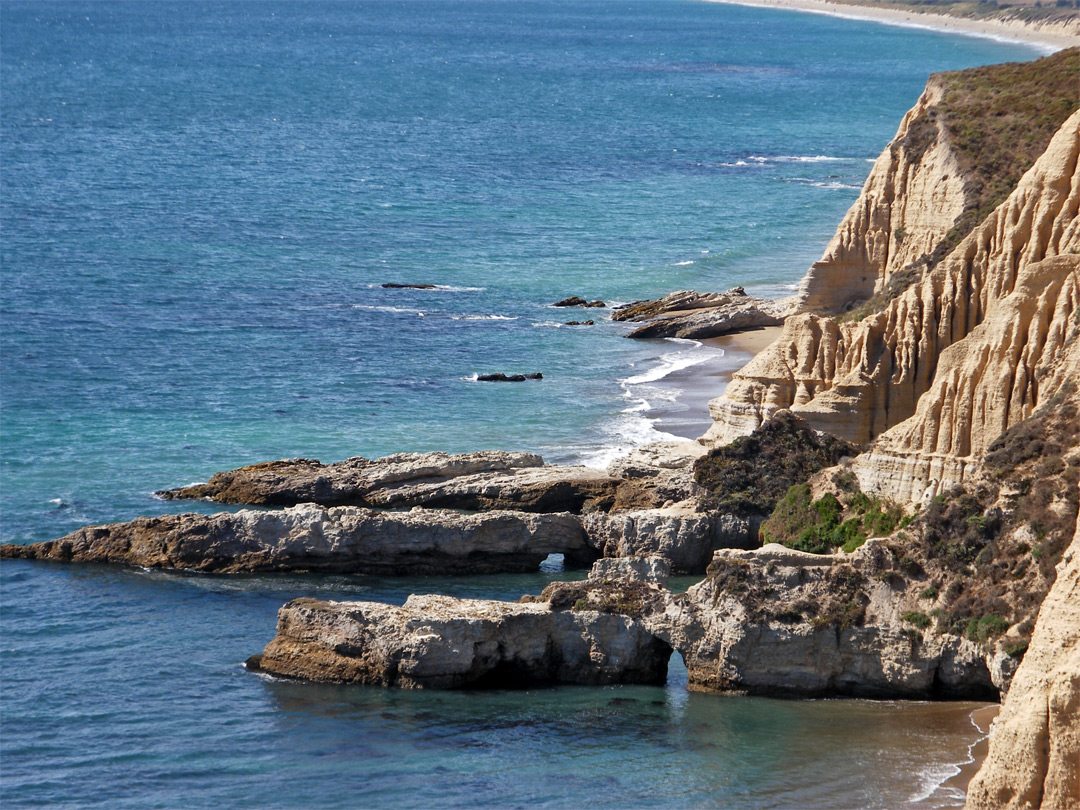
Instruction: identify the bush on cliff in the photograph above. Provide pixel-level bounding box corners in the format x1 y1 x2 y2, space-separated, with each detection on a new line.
693 411 856 518
878 389 1079 645
760 476 906 554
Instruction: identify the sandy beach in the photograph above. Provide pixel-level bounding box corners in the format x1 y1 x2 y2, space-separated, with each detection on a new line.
703 0 1080 51
647 326 782 441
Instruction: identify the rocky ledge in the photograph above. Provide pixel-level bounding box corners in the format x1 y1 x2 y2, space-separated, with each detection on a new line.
647 543 1003 699
155 450 624 513
0 505 593 575
612 287 785 340
247 590 671 688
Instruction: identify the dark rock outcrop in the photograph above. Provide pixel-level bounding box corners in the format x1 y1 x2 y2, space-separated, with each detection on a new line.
614 287 784 340
553 297 605 308
381 283 437 289
157 451 624 514
476 372 543 382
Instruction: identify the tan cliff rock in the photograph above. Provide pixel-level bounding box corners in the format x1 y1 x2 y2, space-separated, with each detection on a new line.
704 109 1080 454
852 255 1080 501
797 78 968 313
964 501 1080 810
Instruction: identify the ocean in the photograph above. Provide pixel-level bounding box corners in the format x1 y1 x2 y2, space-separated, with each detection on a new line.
0 2 1044 807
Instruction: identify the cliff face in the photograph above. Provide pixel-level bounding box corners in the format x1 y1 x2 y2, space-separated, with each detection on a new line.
964 507 1080 810
796 79 968 313
705 107 1080 468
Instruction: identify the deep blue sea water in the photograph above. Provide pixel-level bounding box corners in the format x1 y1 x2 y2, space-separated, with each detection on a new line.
0 2 1044 807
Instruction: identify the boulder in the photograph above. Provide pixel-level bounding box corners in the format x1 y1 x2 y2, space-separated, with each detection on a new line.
587 555 671 585
583 504 756 574
246 594 672 688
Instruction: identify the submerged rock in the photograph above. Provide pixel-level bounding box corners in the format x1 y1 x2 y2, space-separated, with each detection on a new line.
0 505 590 575
247 593 671 687
381 283 437 289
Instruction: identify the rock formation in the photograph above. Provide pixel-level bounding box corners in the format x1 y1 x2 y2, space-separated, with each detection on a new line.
0 505 593 575
612 287 785 339
964 508 1080 810
156 450 623 513
644 542 999 698
476 372 543 382
247 592 671 688
704 106 1080 460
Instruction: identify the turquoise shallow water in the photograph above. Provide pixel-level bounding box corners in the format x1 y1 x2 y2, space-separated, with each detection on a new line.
0 1 1036 807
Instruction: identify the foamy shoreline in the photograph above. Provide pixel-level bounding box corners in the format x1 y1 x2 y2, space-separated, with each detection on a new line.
702 0 1080 52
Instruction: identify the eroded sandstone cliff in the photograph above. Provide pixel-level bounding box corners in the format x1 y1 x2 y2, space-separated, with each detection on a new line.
964 504 1080 810
705 104 1080 460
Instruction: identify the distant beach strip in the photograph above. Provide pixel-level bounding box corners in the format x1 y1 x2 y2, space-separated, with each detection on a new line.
702 0 1080 52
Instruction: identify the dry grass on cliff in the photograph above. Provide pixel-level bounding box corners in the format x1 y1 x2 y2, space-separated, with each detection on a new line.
914 48 1080 268
889 389 1079 647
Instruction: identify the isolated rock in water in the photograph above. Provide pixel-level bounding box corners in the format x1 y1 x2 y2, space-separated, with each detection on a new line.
964 514 1080 810
563 320 594 326
0 505 589 575
553 297 605 308
246 594 672 687
612 289 745 322
476 372 543 382
156 450 545 506
381 283 437 289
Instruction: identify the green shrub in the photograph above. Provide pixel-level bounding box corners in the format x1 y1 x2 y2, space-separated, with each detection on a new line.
965 614 1011 642
902 611 932 629
918 586 939 601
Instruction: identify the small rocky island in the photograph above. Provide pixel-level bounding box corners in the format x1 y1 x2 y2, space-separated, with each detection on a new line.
4 49 1079 810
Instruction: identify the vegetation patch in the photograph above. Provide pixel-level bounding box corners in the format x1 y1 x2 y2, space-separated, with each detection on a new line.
539 579 661 619
901 611 932 629
878 390 1079 640
694 411 856 518
760 474 906 555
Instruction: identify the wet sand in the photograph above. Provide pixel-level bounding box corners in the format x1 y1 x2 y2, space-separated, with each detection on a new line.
649 326 782 440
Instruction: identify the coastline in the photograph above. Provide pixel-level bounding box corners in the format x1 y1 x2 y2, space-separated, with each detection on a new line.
639 326 782 442
701 0 1080 52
